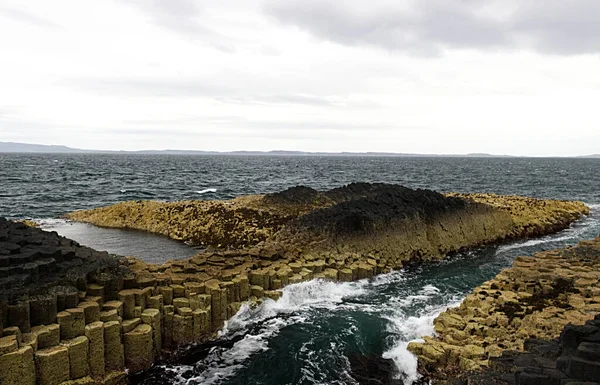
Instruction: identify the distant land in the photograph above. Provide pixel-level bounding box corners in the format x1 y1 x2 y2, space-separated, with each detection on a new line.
0 141 597 158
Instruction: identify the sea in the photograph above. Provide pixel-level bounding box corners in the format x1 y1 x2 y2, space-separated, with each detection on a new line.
1 154 599 385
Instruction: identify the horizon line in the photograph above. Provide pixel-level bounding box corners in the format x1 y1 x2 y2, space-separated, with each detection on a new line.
0 141 598 158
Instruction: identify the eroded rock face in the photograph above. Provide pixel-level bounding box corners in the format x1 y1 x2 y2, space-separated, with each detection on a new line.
409 237 600 384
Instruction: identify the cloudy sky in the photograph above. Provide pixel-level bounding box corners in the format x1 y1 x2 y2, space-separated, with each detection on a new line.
1 0 599 155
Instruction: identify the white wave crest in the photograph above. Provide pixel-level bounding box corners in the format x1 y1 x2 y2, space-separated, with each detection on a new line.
196 188 217 194
36 218 71 229
383 293 463 385
495 211 599 255
185 278 369 384
223 279 368 335
496 233 578 253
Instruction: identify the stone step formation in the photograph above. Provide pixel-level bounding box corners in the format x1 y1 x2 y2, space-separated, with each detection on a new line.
0 184 593 385
409 237 600 385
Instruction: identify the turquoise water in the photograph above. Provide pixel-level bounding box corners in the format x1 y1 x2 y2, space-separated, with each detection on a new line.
1 154 599 384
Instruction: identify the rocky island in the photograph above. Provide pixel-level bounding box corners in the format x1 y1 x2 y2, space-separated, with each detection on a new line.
0 183 593 385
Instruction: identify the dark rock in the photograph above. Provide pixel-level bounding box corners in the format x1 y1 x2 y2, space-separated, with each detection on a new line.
561 325 600 356
8 265 23 275
48 285 79 311
0 242 21 254
29 293 57 326
524 338 561 359
576 342 600 361
558 356 572 374
60 247 76 261
0 220 125 305
583 332 600 344
35 258 57 273
263 186 321 206
348 353 405 385
289 183 473 238
516 371 561 385
562 381 600 385
0 256 9 267
9 253 36 265
566 357 600 382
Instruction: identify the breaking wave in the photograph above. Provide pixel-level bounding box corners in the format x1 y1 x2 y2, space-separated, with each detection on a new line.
196 188 217 194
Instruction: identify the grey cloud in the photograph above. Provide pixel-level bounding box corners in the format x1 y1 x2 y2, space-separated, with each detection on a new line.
120 0 236 52
512 1 600 55
0 8 60 29
264 0 600 55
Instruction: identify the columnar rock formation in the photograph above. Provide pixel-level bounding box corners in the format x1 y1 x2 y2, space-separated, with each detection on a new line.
408 236 600 384
68 183 589 265
0 184 592 384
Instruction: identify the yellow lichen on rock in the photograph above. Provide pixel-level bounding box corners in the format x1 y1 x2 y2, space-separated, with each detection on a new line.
66 196 298 248
408 236 600 376
447 192 590 238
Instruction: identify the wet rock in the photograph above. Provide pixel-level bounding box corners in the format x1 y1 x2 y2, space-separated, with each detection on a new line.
348 353 405 385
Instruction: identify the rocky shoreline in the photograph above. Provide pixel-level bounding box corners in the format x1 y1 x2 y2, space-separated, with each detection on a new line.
0 183 592 385
408 236 600 385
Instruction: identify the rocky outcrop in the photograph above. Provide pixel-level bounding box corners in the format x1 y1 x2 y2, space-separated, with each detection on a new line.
408 236 600 384
1 184 591 385
0 217 123 305
68 184 589 268
0 219 130 385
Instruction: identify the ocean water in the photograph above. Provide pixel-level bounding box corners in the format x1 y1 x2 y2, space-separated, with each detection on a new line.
1 154 600 384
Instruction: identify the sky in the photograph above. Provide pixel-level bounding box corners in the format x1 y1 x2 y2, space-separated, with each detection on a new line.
0 0 599 156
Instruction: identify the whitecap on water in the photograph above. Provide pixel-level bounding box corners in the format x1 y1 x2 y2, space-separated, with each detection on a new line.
383 293 463 385
196 188 217 194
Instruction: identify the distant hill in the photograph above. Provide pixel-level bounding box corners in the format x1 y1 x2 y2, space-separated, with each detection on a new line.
580 154 600 158
0 142 88 153
0 141 515 157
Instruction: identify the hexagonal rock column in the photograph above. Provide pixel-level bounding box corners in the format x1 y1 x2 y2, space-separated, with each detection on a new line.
31 324 60 349
0 346 36 385
7 301 30 333
141 309 161 354
35 345 70 385
117 290 136 320
29 294 58 326
124 324 153 373
62 335 90 380
57 308 85 340
84 321 105 380
103 321 124 371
